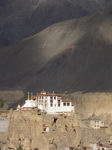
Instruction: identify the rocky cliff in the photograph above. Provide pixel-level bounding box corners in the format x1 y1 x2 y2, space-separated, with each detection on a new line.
0 109 112 150
0 111 81 150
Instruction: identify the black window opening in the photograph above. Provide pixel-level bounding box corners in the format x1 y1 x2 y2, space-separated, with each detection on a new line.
54 97 56 100
63 103 66 106
52 118 58 126
58 100 60 107
67 103 70 106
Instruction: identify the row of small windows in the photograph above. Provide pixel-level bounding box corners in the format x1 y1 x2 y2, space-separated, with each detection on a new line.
50 104 61 107
37 96 56 99
50 96 56 100
63 103 70 106
37 99 70 107
95 125 99 127
98 148 105 150
50 102 70 107
95 121 99 123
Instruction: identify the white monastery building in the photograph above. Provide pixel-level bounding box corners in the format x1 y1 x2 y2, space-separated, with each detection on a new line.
18 90 74 114
37 90 74 114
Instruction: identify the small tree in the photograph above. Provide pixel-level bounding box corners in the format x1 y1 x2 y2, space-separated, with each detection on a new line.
16 144 25 150
0 98 4 110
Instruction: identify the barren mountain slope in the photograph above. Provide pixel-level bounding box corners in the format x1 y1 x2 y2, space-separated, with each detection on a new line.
0 7 112 93
0 0 112 47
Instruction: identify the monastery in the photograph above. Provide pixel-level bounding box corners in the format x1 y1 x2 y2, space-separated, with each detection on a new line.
17 90 74 114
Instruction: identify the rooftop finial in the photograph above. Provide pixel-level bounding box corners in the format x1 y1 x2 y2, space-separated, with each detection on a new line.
27 92 30 100
31 92 33 100
41 89 46 94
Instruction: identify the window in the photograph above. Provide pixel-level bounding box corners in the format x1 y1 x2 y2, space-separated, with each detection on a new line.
50 96 53 100
58 100 60 107
54 97 56 100
50 104 53 107
43 127 46 132
67 103 70 106
45 100 47 107
50 100 53 103
63 103 66 106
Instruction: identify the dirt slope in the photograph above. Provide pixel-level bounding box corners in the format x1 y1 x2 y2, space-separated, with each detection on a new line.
0 0 112 47
0 7 112 93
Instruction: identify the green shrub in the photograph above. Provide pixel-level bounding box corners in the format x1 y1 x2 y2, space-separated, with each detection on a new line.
0 98 4 109
16 144 25 150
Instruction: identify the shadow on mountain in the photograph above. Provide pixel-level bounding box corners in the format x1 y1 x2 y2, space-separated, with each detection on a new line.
0 0 112 47
0 7 112 93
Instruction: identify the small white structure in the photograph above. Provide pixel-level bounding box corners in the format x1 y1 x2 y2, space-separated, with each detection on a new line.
21 92 37 111
42 125 49 133
87 114 104 129
90 143 112 150
16 104 21 111
36 90 74 114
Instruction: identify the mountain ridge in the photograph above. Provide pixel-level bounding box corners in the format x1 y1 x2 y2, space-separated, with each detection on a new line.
0 6 112 93
0 0 112 47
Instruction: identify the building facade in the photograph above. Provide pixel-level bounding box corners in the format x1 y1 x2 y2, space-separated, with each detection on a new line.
88 114 104 129
90 120 104 129
19 90 74 114
36 90 74 114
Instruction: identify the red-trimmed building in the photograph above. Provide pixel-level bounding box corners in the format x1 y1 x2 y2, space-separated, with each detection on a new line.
18 90 74 114
36 90 74 114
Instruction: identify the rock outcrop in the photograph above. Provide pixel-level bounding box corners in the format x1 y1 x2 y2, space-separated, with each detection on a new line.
1 109 112 150
0 111 81 150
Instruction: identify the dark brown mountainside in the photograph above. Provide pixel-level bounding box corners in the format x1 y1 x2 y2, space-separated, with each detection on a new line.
0 7 112 93
0 0 112 47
